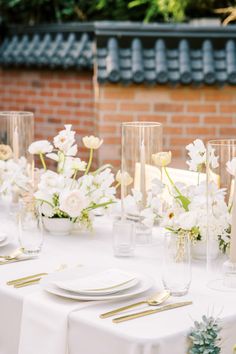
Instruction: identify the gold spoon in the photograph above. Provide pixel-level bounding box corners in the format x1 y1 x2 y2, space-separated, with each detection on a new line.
100 290 170 319
0 248 24 260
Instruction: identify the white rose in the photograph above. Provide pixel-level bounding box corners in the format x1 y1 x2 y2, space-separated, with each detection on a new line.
0 144 13 160
82 136 103 149
59 189 89 218
152 151 172 167
28 140 53 155
116 170 133 186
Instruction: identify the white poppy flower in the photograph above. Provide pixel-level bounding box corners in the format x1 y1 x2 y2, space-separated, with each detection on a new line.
152 151 172 167
59 189 89 218
82 136 103 149
116 170 133 186
28 140 53 155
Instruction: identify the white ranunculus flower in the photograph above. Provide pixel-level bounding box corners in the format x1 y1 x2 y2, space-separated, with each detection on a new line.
116 170 133 186
152 151 172 167
59 189 89 218
53 125 77 156
226 157 236 176
82 136 103 149
38 171 65 194
28 140 53 155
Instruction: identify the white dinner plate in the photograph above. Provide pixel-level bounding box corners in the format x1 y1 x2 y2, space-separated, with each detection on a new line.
0 233 9 248
54 268 140 295
41 266 154 301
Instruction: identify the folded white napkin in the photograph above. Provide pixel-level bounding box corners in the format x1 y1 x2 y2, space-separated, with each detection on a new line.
54 269 138 295
18 290 98 354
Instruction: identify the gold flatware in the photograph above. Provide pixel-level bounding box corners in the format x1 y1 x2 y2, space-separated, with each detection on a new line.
113 301 193 323
0 248 24 260
0 255 37 265
100 290 170 319
14 277 43 288
7 272 48 286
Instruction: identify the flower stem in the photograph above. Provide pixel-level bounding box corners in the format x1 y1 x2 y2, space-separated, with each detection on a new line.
39 153 47 171
85 148 93 175
163 166 181 196
115 182 121 189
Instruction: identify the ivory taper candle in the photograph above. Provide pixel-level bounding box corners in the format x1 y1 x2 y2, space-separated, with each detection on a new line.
13 126 19 160
140 139 146 209
230 176 236 263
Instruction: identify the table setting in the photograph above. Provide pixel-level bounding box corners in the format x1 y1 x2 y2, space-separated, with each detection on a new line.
0 112 236 354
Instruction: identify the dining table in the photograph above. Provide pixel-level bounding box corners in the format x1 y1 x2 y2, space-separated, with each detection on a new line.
0 212 236 354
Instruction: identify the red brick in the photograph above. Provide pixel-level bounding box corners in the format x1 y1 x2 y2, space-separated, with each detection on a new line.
220 105 236 113
186 127 216 135
171 115 199 123
137 114 167 122
187 104 216 113
154 103 184 112
220 127 236 136
120 102 150 111
204 116 232 125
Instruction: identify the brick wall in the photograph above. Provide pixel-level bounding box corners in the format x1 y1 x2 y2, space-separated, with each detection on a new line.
1 68 236 169
0 68 94 162
96 83 236 168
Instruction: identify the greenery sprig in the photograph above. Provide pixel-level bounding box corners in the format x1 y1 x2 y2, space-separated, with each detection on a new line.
189 315 221 354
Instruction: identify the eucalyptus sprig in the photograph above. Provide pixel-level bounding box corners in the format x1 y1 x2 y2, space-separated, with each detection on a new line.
189 315 221 354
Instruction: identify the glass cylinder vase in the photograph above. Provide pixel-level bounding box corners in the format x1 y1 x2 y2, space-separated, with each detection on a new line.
0 112 34 214
207 139 236 291
121 122 162 244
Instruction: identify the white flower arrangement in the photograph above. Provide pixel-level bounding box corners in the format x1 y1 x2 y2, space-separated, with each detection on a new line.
0 144 31 197
28 125 116 230
151 140 231 253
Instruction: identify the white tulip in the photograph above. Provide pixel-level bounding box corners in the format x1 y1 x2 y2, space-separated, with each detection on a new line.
82 136 103 149
116 170 133 186
59 189 89 218
152 151 172 167
28 140 53 155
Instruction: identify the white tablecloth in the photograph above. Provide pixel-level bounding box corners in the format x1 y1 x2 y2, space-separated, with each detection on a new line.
0 215 236 354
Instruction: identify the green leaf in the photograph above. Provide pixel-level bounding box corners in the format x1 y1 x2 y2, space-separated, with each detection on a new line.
175 195 190 211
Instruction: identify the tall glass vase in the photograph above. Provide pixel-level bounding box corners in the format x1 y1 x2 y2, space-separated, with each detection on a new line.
121 122 162 244
207 139 236 291
0 112 34 216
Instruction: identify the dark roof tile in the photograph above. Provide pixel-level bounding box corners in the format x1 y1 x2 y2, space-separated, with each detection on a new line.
1 22 236 85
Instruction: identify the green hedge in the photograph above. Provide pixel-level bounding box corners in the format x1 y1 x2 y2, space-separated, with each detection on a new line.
0 0 235 25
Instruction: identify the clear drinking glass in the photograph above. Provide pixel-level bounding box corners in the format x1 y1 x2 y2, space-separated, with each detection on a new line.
207 139 236 291
0 111 34 161
121 122 163 244
162 232 191 296
112 220 135 257
18 205 44 255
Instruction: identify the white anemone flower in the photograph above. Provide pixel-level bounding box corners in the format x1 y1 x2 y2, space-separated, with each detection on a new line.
82 136 103 149
28 140 53 155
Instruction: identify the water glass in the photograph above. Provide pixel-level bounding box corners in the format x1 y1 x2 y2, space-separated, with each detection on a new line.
112 220 135 257
18 205 44 255
162 232 191 296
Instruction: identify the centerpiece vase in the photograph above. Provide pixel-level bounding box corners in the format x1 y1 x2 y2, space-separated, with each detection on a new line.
42 217 73 236
121 122 162 244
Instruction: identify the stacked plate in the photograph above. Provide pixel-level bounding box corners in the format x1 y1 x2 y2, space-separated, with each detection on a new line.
41 267 154 301
0 232 9 248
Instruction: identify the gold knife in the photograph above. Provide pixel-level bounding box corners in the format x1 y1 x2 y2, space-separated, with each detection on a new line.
14 277 42 288
7 273 48 286
112 301 193 323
